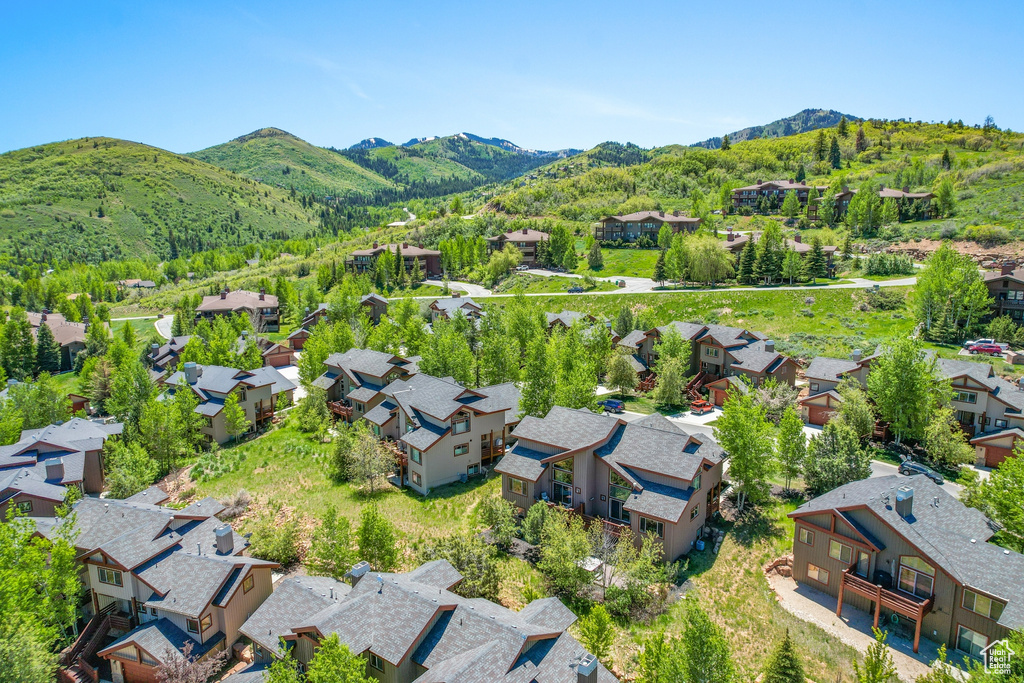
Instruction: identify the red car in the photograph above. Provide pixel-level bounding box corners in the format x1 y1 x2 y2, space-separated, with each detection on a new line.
969 343 1003 356
690 400 714 415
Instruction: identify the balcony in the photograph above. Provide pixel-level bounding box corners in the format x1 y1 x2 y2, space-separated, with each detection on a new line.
328 401 354 418
540 499 630 538
838 567 933 652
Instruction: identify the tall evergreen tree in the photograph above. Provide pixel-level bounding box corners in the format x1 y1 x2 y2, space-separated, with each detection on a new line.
855 124 868 152
781 190 801 219
828 135 842 169
837 115 849 137
762 630 805 683
813 130 827 161
738 243 755 285
802 237 828 283
0 309 36 381
653 250 667 284
794 165 805 182
720 134 730 151
34 323 61 375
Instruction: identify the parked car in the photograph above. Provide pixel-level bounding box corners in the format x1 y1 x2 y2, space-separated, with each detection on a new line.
516 264 530 271
567 285 584 294
616 280 626 288
969 343 1003 356
597 399 624 414
690 400 714 415
963 338 1008 350
898 460 945 485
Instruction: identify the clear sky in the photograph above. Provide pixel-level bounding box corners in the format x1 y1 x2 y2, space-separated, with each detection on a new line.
2 0 1022 155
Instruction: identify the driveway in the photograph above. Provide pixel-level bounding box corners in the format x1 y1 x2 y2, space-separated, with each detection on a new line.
421 280 492 298
276 362 305 401
870 459 963 497
154 315 174 340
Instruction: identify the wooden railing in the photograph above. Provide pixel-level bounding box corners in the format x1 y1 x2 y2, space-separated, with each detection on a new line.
838 567 933 652
328 401 353 418
76 657 99 683
638 374 657 393
256 406 275 420
685 371 708 400
541 500 630 538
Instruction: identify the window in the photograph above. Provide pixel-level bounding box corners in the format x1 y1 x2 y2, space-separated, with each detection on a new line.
799 528 814 546
369 653 384 671
187 619 200 634
453 413 470 434
200 614 212 632
828 540 853 564
552 457 574 506
608 471 631 524
510 478 525 495
411 448 421 464
239 388 247 403
355 403 364 413
692 474 701 491
454 443 469 456
137 604 148 615
412 472 422 486
98 567 123 587
898 556 935 599
467 464 480 476
995 418 1008 429
957 625 988 658
963 590 1005 621
705 347 719 358
809 382 820 392
807 563 830 585
954 391 977 404
855 550 870 577
690 504 701 521
242 575 254 594
14 500 32 514
639 517 664 538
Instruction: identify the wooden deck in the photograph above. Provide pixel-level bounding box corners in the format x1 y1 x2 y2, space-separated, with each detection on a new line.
542 500 631 538
838 567 934 652
328 401 353 418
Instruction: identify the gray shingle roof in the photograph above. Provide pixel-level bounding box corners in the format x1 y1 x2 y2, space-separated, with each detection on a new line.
363 402 397 426
493 444 548 482
196 289 278 312
430 297 481 317
655 321 707 340
546 310 593 328
323 348 412 384
804 356 861 383
509 406 619 451
616 329 647 350
99 618 224 664
239 575 350 656
595 422 722 483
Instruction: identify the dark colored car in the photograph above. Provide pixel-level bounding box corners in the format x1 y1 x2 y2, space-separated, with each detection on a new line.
567 285 584 294
898 460 945 485
969 343 1003 356
597 399 625 414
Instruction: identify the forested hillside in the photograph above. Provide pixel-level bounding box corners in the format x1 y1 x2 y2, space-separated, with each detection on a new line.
0 137 322 263
692 108 860 149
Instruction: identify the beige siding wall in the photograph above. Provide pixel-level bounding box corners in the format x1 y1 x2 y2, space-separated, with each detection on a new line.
407 411 507 493
219 568 274 646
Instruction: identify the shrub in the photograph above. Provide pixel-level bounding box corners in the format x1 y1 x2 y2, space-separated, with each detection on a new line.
219 489 251 520
961 224 1012 246
480 496 518 548
420 535 500 600
248 509 300 564
864 288 906 311
864 253 915 276
522 502 549 545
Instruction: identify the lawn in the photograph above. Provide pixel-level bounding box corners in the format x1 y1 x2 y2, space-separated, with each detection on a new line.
486 287 917 358
493 273 617 295
575 248 659 278
110 316 162 341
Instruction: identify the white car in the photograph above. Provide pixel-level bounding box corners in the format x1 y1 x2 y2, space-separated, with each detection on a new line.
516 265 530 271
963 338 1009 350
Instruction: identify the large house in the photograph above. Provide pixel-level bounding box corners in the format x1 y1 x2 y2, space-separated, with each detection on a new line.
797 350 872 426
594 210 701 243
313 348 419 422
236 559 617 682
984 263 1024 323
235 332 296 368
486 228 549 265
195 288 280 333
546 310 599 332
731 179 827 211
817 186 936 221
723 230 838 272
345 242 442 278
364 373 521 493
496 408 724 560
428 293 482 322
161 363 295 444
360 292 390 325
616 322 798 398
789 475 1024 656
44 495 277 683
0 418 122 518
148 336 192 375
26 311 89 371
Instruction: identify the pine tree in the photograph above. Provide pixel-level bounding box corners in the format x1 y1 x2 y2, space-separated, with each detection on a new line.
738 243 755 284
720 134 730 151
803 237 827 283
855 124 868 152
1 309 37 381
393 243 404 280
762 630 805 683
813 130 827 161
805 186 819 219
34 323 61 375
614 307 634 338
653 250 667 284
409 255 423 284
828 135 842 169
794 165 805 182
838 115 849 138
781 190 801 219
587 242 603 270
941 147 952 170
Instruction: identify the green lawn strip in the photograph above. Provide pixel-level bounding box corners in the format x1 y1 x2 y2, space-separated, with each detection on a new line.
575 248 660 278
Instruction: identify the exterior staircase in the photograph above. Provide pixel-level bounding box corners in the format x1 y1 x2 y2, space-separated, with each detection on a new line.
58 609 114 683
685 371 708 401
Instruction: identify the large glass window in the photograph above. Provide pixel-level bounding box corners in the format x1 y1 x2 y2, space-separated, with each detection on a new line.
829 540 853 564
552 457 573 506
453 413 470 434
639 517 664 538
963 589 1005 621
510 478 525 495
98 568 123 587
807 563 829 585
608 471 631 523
957 625 987 658
410 448 421 464
898 556 935 598
953 391 977 404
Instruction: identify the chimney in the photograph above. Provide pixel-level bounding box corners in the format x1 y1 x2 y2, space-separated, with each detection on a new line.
183 361 199 385
150 342 159 355
402 242 409 249
1001 262 1015 276
577 653 598 683
41 310 47 322
673 210 679 217
659 210 665 217
214 524 234 554
793 234 802 244
45 459 64 482
789 178 794 184
82 316 89 331
372 241 379 248
756 179 763 186
220 289 227 300
346 560 371 586
727 231 735 242
451 291 461 299
241 330 249 338
895 485 914 520
259 288 265 301
851 349 862 362
902 186 910 193
522 228 529 235
764 340 775 353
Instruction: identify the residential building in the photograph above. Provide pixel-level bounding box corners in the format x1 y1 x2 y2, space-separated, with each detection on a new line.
360 292 389 324
45 496 276 683
428 293 482 322
485 228 549 264
195 288 280 332
161 363 295 444
984 264 1024 323
496 407 724 560
286 304 329 351
546 310 598 332
313 348 418 422
813 186 936 221
235 332 296 368
236 559 617 682
345 242 442 278
0 418 122 518
364 373 520 493
594 210 700 243
724 230 838 273
26 310 89 371
798 350 871 426
118 279 157 289
789 475 1024 656
731 179 827 211
148 335 192 374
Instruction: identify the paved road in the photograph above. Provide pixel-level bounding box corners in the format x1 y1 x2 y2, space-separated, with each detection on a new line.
154 315 174 340
421 280 493 298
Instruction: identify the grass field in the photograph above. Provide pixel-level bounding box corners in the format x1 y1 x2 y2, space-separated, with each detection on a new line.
110 316 161 341
493 273 617 294
574 248 660 278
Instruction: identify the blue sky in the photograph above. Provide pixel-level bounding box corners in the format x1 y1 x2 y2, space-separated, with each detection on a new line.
2 1 1022 154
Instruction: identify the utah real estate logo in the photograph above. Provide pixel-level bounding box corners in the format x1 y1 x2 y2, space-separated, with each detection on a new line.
981 639 1015 675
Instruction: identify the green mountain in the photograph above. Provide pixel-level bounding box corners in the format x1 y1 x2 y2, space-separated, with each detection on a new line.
189 128 396 199
0 137 321 263
692 109 860 149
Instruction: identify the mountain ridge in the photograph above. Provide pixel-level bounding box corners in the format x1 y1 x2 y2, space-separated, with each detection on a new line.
691 108 862 149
